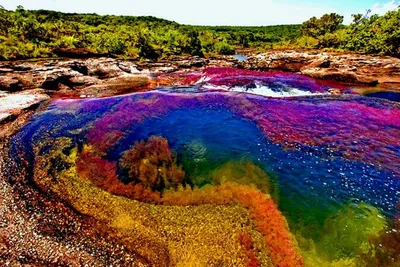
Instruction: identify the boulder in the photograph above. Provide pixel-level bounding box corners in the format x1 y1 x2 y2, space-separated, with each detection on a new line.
69 75 100 87
0 73 42 92
301 68 379 85
40 69 82 90
69 61 89 75
85 58 128 78
177 58 208 68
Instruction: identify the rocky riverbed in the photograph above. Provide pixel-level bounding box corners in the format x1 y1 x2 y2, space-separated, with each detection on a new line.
1 50 400 266
238 50 400 85
1 51 400 134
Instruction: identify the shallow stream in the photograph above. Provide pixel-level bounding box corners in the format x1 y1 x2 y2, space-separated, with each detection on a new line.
9 68 400 265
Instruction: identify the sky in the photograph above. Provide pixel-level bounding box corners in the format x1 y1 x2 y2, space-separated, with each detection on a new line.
1 0 399 26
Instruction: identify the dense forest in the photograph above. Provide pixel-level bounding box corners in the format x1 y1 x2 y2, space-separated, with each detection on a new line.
0 5 399 60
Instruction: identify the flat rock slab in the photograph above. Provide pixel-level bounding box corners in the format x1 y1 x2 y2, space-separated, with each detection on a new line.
0 90 50 125
79 74 150 97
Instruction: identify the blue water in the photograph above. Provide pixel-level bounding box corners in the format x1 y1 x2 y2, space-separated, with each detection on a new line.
233 54 248 62
9 93 400 236
107 107 400 230
365 91 400 102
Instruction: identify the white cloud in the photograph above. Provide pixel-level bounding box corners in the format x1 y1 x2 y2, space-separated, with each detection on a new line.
1 0 340 26
344 1 399 24
370 0 399 15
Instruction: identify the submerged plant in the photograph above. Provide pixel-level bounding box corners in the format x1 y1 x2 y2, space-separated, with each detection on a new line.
316 202 387 261
162 182 303 267
119 136 184 191
359 205 400 266
210 161 273 195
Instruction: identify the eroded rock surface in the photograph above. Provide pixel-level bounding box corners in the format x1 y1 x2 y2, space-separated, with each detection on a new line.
0 56 233 95
0 90 50 137
239 50 400 85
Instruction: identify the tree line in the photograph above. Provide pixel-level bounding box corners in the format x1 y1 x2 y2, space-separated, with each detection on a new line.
0 5 399 60
297 10 400 57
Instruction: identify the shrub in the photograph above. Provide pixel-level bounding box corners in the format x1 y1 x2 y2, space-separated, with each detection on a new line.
296 36 319 49
216 42 234 55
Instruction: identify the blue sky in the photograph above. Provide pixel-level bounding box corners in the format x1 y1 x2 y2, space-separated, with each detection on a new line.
1 0 399 25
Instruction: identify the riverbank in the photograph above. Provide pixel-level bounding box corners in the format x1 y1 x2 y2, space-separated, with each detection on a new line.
2 50 400 135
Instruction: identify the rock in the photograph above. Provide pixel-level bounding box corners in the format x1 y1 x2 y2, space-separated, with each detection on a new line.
85 58 128 78
1 53 399 96
69 61 89 75
154 66 179 73
0 68 14 74
0 75 22 92
300 68 379 85
0 112 15 125
40 69 82 90
0 73 41 92
178 58 208 68
69 75 100 87
78 74 150 97
240 50 400 85
0 90 50 126
328 88 342 95
0 90 49 112
117 61 140 74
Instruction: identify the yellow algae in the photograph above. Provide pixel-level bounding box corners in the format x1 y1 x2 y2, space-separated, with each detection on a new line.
32 141 273 266
209 161 276 198
60 168 272 266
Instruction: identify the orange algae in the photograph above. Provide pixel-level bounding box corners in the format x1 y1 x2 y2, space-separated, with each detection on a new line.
31 140 273 266
162 183 303 267
239 229 261 267
32 135 302 266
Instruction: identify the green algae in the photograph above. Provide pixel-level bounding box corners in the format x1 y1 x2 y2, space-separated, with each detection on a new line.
294 201 389 267
32 138 273 266
317 202 387 260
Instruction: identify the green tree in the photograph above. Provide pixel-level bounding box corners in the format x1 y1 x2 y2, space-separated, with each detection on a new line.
0 6 13 35
300 13 344 38
187 30 203 56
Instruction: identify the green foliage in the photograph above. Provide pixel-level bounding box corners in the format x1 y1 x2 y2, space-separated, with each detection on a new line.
295 36 319 49
215 42 235 55
344 9 400 56
300 13 344 38
187 30 203 57
0 6 301 60
1 6 399 59
297 9 400 57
